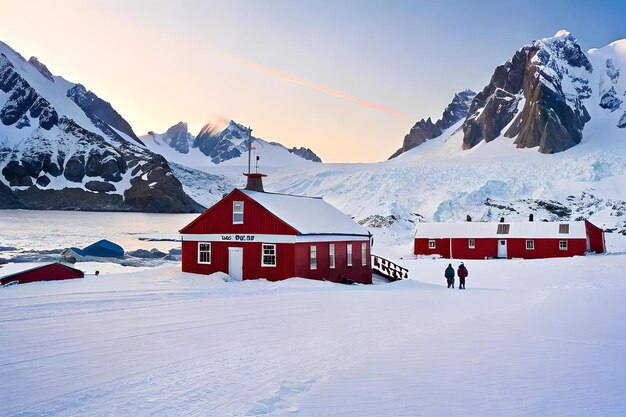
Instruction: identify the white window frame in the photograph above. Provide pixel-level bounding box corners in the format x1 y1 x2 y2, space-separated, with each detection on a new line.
559 240 568 251
261 243 276 267
468 238 475 249
429 240 436 249
347 243 353 267
329 243 335 269
233 201 244 224
526 240 535 250
198 242 211 264
310 245 317 270
361 243 367 266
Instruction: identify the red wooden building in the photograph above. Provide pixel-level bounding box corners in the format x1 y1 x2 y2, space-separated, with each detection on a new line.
414 220 605 259
180 174 372 284
0 262 84 285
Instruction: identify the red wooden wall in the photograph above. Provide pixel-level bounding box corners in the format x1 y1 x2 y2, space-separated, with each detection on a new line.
415 237 588 259
180 190 298 235
1 263 84 285
293 241 371 284
182 241 296 281
585 220 606 253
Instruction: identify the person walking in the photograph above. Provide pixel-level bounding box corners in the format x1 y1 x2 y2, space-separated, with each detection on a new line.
444 263 455 288
457 262 468 289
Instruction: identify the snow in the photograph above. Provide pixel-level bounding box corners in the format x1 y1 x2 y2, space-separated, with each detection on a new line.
414 220 587 239
241 189 369 236
1 244 626 416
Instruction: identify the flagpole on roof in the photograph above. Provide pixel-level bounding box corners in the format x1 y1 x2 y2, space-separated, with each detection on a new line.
247 126 253 174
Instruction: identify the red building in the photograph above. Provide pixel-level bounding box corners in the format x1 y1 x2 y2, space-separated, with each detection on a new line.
0 262 84 285
180 174 372 284
414 220 605 259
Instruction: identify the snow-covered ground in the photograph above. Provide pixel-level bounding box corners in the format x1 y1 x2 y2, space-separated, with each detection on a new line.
2 233 626 416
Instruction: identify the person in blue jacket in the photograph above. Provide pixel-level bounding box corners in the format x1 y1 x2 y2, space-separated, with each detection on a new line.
444 264 455 288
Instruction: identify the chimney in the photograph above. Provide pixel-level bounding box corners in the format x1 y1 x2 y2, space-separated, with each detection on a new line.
466 215 472 222
529 214 534 222
500 217 505 223
243 173 267 192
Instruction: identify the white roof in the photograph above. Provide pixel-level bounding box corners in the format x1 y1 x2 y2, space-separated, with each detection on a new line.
0 262 55 280
241 189 368 236
414 221 587 239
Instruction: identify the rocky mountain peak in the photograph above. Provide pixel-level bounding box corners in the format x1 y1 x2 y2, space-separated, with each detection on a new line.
462 30 592 153
27 56 54 82
389 89 476 159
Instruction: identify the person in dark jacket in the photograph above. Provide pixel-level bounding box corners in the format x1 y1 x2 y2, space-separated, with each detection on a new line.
444 264 455 288
457 263 468 289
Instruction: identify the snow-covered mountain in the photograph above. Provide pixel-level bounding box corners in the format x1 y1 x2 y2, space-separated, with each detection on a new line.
142 120 322 169
0 40 201 212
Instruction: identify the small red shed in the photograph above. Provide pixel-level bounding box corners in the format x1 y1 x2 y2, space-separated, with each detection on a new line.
180 173 372 284
414 220 605 259
0 262 84 285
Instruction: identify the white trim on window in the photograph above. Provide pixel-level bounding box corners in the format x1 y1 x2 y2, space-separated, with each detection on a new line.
198 242 211 264
233 201 244 224
310 245 317 270
361 243 367 266
429 240 436 249
526 240 534 250
347 243 353 267
559 240 568 251
261 243 276 267
468 238 475 249
329 243 335 269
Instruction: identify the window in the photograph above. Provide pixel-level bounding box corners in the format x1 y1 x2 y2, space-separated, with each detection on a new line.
329 244 335 269
198 242 211 264
310 246 317 270
497 224 510 234
347 243 353 267
361 243 367 266
559 240 568 251
559 224 570 234
233 201 244 224
429 240 436 249
262 244 276 266
468 239 475 249
526 240 535 250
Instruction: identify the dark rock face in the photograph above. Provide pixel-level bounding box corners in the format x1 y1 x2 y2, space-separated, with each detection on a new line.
64 154 85 183
193 121 246 164
288 147 322 162
462 32 592 154
127 248 167 258
36 175 50 187
163 122 194 154
28 56 54 82
599 86 622 111
390 89 476 159
67 84 142 145
85 180 116 193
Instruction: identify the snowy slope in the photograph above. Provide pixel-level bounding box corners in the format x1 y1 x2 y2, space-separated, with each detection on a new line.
1 246 626 416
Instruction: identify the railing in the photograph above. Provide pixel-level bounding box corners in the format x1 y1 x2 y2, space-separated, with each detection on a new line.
371 254 409 281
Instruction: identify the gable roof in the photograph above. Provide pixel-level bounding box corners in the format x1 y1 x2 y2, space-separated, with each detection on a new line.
240 189 368 236
414 221 588 239
0 262 83 281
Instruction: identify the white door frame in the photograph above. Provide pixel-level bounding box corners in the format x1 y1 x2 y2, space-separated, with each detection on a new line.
228 247 243 281
497 240 508 259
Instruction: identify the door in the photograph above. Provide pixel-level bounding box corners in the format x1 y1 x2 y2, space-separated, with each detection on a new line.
228 247 243 281
497 240 508 258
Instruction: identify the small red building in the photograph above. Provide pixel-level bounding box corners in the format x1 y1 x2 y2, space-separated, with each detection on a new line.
414 220 605 259
0 262 84 285
180 174 372 284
